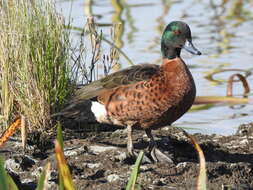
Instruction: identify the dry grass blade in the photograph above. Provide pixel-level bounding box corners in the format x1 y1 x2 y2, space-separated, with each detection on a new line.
195 72 251 106
194 96 251 105
55 140 76 190
21 115 27 150
227 73 250 97
183 132 207 190
0 118 21 147
194 73 250 105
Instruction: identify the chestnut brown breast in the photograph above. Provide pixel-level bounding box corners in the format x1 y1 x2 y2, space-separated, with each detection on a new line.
97 58 196 129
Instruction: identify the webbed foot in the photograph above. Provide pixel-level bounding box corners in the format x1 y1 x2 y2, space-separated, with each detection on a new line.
146 129 174 163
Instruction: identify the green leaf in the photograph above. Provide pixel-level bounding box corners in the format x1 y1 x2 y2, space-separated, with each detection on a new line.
56 122 64 150
6 174 19 190
0 157 9 190
36 163 50 190
126 151 144 190
56 122 65 190
0 157 19 190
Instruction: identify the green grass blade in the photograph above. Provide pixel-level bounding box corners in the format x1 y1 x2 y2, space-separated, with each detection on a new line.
190 104 214 112
0 157 19 190
59 170 64 190
56 122 64 190
36 163 51 190
126 151 144 190
56 122 64 150
6 174 19 190
0 0 73 131
0 157 9 190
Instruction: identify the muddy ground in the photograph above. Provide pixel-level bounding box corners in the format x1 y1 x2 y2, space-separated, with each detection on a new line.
1 122 253 190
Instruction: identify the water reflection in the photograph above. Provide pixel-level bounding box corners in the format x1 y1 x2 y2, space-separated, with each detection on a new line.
111 0 124 48
146 0 172 64
207 0 251 57
84 0 93 17
57 0 253 135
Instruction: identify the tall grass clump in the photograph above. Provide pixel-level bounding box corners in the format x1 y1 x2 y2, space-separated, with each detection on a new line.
0 0 72 130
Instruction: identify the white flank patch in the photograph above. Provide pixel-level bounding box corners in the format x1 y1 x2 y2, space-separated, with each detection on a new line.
91 101 107 122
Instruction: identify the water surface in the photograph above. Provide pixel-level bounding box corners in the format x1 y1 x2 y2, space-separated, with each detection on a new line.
57 0 253 135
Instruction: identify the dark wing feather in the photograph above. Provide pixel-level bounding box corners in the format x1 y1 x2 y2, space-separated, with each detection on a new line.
74 64 160 101
51 64 159 118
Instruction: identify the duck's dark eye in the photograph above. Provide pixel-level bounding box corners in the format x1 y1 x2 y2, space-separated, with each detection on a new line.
173 30 181 35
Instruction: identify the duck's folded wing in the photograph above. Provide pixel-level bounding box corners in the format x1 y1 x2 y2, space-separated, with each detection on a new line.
52 64 159 118
73 64 159 101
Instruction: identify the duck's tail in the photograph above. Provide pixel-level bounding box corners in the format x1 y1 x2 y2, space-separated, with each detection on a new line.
51 100 96 123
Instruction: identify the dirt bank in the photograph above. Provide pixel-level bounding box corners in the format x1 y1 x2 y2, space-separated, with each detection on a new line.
1 123 253 190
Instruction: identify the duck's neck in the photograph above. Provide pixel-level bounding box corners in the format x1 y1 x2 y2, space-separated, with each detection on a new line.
161 43 181 59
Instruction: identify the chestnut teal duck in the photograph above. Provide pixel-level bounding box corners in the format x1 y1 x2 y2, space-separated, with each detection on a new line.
57 21 201 162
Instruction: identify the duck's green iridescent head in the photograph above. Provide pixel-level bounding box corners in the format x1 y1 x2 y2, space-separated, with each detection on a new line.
161 21 201 59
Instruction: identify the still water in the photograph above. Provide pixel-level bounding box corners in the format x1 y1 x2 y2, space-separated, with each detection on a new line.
57 0 253 135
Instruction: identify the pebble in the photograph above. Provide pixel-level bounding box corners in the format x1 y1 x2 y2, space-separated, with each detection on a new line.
176 162 188 168
114 152 127 162
84 163 101 169
107 174 121 182
64 150 78 156
5 159 21 173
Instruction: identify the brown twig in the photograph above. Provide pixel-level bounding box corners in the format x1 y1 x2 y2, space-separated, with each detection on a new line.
226 73 250 97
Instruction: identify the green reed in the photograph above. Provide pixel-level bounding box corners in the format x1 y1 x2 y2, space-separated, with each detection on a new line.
0 0 73 130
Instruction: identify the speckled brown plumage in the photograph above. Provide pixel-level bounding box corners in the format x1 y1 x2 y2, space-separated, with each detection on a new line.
96 58 195 130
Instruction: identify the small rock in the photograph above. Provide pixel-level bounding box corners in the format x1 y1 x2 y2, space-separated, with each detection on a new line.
89 145 117 154
176 162 188 168
31 167 43 177
111 129 127 136
239 138 249 145
236 123 253 136
64 150 78 156
107 174 120 182
84 163 101 169
5 159 21 173
21 178 34 184
114 152 127 162
20 155 36 170
152 177 166 186
140 165 149 171
65 146 86 156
